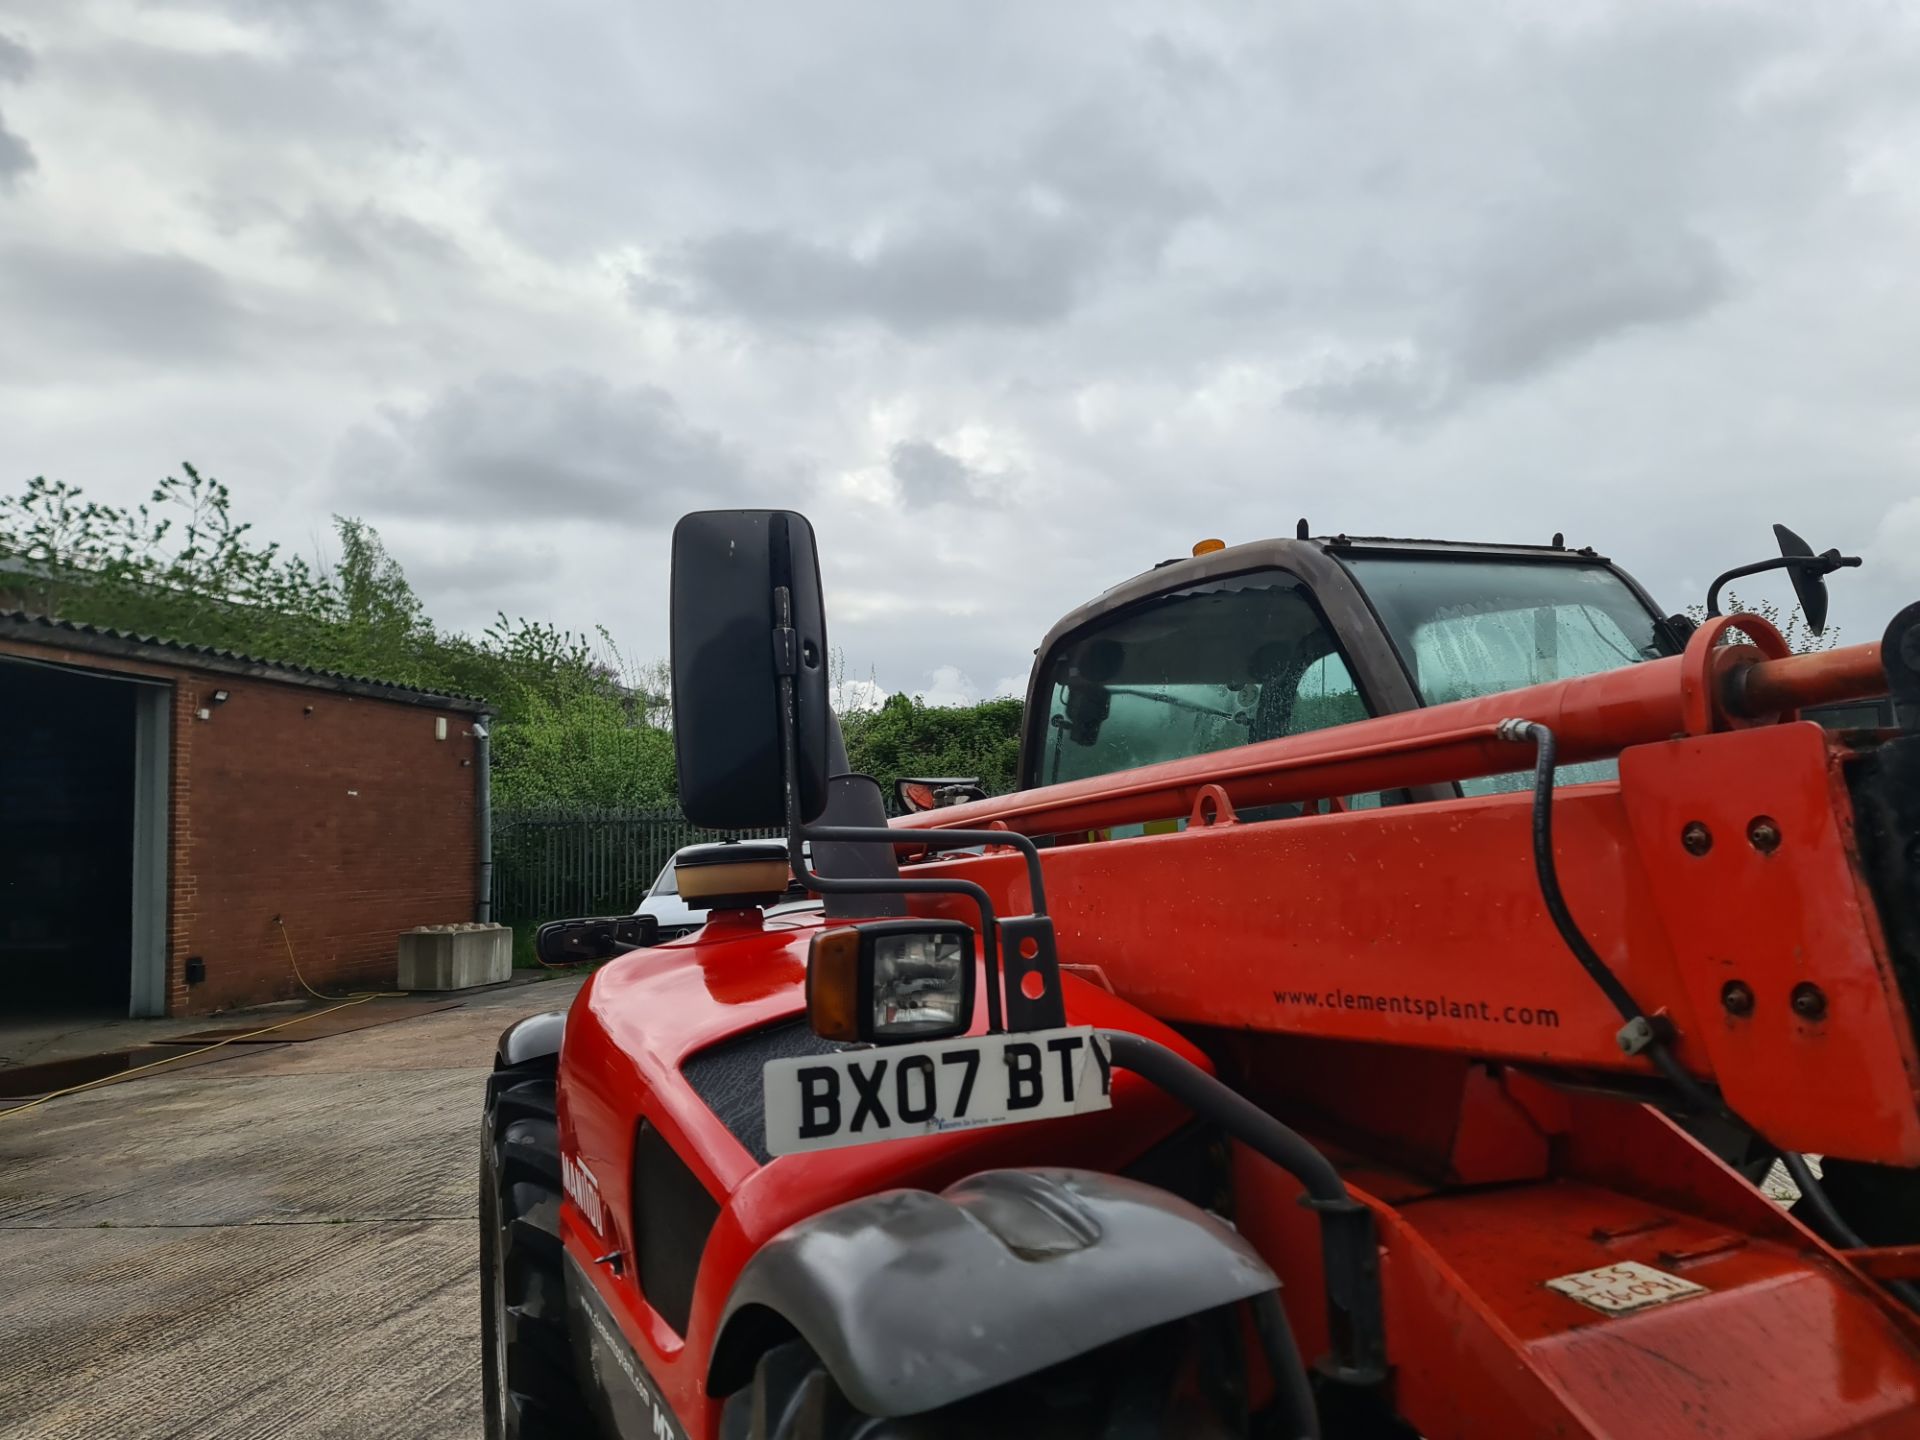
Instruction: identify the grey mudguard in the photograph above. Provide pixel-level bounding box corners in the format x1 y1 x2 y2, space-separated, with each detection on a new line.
707 1167 1279 1417
494 1010 565 1069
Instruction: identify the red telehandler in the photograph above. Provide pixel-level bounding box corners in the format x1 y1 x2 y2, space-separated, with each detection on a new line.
482 510 1920 1438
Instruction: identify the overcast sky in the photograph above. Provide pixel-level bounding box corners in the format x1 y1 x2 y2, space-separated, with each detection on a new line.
3 1 1918 702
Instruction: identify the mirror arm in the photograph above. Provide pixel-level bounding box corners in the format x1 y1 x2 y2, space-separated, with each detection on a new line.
804 824 1050 918
1706 556 1793 618
775 608 1009 1032
1706 551 1861 618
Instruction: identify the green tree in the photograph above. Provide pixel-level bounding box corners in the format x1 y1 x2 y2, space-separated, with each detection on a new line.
1683 592 1838 654
840 693 1024 803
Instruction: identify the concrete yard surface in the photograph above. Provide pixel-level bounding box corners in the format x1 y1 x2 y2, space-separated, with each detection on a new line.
0 975 586 1440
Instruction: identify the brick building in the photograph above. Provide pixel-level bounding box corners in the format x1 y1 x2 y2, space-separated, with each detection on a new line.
0 611 489 1018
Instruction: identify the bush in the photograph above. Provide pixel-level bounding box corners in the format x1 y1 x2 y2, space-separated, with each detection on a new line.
841 693 1023 803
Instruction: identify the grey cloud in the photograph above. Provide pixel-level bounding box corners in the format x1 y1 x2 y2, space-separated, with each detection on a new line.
1291 212 1731 425
377 533 564 620
75 41 390 144
145 0 437 71
1021 100 1211 237
1450 214 1728 386
888 439 1004 509
1288 355 1447 427
0 34 33 83
1139 32 1229 98
289 203 465 272
332 371 749 522
220 0 400 28
0 34 34 188
645 96 1208 335
648 218 1089 334
0 246 240 365
0 111 31 188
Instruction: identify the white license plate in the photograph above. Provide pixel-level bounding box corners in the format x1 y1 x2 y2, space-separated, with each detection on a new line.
763 1026 1112 1157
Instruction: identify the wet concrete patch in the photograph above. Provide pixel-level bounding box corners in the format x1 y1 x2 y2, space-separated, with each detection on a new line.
0 1049 154 1097
0 1044 290 1107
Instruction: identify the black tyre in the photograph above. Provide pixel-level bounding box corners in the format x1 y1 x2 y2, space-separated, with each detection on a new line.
481 1060 597 1440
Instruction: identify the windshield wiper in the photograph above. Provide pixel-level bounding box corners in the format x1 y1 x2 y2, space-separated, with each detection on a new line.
1105 686 1248 720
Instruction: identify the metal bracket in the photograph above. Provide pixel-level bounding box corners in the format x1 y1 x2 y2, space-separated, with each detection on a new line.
771 626 798 676
999 915 1067 1031
1679 615 1790 735
1189 784 1238 828
1616 1017 1657 1056
1616 1011 1676 1056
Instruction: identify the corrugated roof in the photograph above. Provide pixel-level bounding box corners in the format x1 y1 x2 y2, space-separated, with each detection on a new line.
0 610 489 712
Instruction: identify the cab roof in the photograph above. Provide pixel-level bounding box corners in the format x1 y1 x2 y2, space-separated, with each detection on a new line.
1112 532 1612 602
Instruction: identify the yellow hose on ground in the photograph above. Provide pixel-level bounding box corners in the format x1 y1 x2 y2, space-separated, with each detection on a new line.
0 919 410 1122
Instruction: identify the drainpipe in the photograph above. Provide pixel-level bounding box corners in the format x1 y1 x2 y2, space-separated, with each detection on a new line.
473 716 493 923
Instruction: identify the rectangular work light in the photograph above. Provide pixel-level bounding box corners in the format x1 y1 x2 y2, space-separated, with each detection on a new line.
807 920 977 1043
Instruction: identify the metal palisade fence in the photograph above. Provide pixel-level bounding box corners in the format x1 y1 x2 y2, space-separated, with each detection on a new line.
490 806 778 931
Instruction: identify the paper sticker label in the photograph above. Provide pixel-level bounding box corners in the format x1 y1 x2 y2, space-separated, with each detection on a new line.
1546 1260 1708 1315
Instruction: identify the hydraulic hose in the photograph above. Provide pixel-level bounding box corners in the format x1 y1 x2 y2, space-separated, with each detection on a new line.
1251 1291 1321 1440
1102 1032 1347 1204
1780 1152 1859 1245
1499 721 1650 1036
1100 1031 1386 1391
1501 719 1920 1314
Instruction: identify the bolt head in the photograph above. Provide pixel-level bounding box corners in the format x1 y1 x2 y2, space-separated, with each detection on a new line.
1748 817 1782 854
1720 980 1755 1017
1790 982 1828 1021
1682 822 1713 856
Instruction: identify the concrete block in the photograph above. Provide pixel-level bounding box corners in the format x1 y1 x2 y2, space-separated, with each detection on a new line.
397 924 512 991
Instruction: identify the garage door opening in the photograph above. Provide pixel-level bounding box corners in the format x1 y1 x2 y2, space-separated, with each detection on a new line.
0 661 168 1018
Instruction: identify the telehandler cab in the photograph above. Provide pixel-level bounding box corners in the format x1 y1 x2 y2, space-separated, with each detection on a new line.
483 510 1920 1438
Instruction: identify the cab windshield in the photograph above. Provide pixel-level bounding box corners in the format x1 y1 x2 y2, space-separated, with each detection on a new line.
1035 570 1366 788
1340 554 1670 705
1340 553 1672 794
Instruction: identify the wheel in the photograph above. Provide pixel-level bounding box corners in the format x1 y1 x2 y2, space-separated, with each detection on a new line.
718 1311 1251 1440
481 1059 597 1440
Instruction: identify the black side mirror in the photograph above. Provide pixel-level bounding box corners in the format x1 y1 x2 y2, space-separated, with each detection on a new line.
1706 522 1862 636
1774 524 1841 637
670 510 831 829
534 914 659 966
